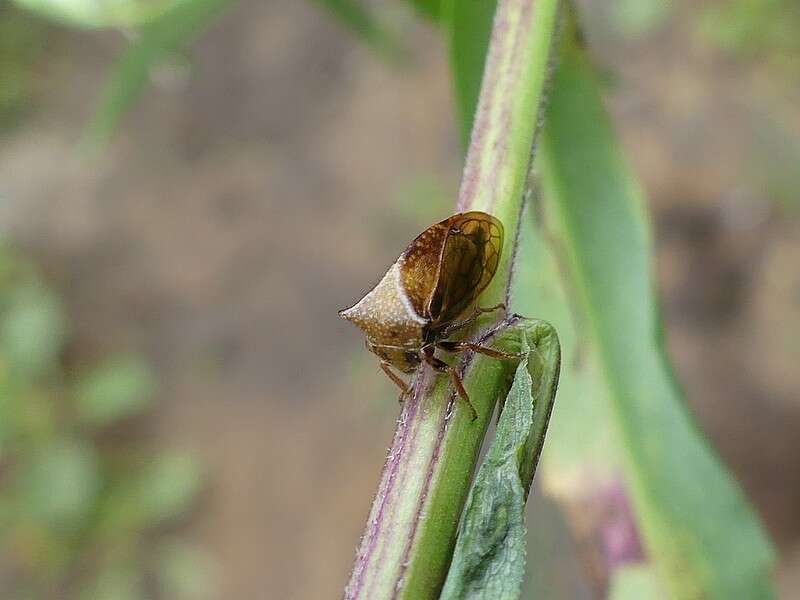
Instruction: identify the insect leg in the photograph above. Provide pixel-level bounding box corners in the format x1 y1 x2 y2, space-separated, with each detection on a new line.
421 350 478 421
441 303 507 337
478 302 507 314
379 361 410 403
437 339 524 360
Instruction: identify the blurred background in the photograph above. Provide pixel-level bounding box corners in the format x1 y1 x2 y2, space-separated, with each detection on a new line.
0 0 799 598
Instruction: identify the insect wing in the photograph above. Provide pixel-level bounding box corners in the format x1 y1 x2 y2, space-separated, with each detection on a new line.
428 212 503 326
397 219 450 318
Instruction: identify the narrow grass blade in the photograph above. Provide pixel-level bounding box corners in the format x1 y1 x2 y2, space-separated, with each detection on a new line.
313 0 402 60
443 0 497 148
85 0 231 149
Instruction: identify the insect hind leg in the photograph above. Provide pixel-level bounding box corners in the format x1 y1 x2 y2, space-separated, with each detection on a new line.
436 339 524 360
441 303 507 337
421 350 478 421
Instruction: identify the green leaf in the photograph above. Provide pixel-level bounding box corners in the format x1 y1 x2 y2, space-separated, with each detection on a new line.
441 321 560 600
406 0 440 21
0 4 48 127
86 0 231 148
19 438 100 531
528 33 776 598
74 355 155 427
0 283 66 378
81 566 145 600
609 565 664 600
99 450 203 536
312 0 401 60
442 360 530 600
157 539 217 600
139 450 203 522
697 0 800 58
12 0 181 29
515 206 621 499
443 0 497 148
609 0 671 37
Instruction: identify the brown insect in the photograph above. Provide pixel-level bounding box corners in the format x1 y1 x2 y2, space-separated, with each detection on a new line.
339 211 519 420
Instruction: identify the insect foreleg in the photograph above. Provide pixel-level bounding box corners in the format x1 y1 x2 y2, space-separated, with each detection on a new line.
379 361 410 403
477 302 507 314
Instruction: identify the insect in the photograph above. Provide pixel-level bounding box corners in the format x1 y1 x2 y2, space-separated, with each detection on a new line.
339 211 520 420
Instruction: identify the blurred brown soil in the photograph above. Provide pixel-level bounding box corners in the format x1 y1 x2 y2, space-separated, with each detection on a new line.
1 0 799 597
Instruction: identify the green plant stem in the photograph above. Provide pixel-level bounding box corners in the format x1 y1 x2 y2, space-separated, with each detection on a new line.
344 1 561 599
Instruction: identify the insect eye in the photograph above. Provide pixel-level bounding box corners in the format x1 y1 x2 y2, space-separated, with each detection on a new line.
405 351 419 364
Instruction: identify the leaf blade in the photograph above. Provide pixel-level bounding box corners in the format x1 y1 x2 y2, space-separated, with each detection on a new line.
444 0 497 148
406 0 441 22
533 35 776 598
312 0 402 60
86 0 231 148
441 319 560 600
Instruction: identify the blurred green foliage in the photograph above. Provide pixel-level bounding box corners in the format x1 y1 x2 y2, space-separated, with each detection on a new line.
7 0 232 147
0 4 48 129
85 0 230 147
445 0 497 149
407 0 439 21
12 0 181 28
0 245 211 600
699 0 800 73
73 356 154 429
312 0 402 59
8 0 404 146
6 0 796 149
607 0 671 37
